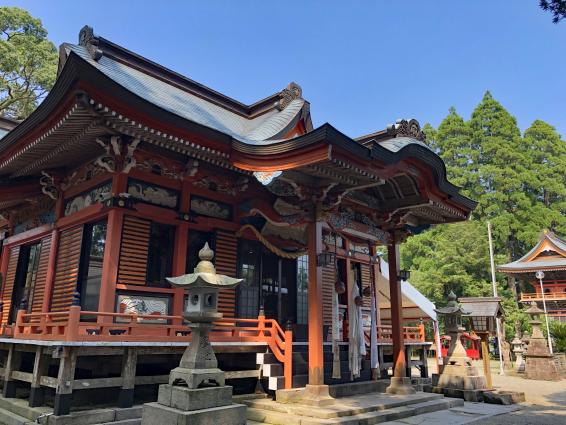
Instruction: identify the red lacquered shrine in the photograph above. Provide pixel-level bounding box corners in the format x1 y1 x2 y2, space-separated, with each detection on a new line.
0 26 475 414
498 230 566 321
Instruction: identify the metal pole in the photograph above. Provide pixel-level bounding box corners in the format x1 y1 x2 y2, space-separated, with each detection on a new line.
538 276 553 355
487 221 505 375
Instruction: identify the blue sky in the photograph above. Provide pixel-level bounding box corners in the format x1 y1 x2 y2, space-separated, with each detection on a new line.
6 1 566 138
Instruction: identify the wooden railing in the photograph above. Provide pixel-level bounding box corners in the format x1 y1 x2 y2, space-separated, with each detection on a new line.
13 307 294 389
521 292 566 301
367 323 426 343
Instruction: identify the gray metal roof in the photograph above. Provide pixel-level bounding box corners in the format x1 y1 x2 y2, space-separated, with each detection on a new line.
66 44 305 145
459 297 503 318
0 129 7 140
379 136 432 154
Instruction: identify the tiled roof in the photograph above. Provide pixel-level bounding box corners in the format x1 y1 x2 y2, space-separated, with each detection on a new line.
459 297 503 318
66 44 306 145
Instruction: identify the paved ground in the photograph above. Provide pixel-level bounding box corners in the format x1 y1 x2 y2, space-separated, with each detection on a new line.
419 359 566 425
471 363 566 425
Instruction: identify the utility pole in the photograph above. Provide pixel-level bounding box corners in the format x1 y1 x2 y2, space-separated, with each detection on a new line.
487 221 505 375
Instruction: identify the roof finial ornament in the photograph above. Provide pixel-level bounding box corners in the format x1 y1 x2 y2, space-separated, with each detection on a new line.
78 25 103 61
386 119 426 142
278 82 302 110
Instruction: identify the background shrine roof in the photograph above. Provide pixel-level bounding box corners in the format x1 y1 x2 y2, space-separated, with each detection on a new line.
498 231 566 273
458 297 504 318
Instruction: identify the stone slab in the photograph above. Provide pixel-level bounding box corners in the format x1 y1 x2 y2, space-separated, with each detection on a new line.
142 402 246 425
157 384 232 411
430 386 485 402
482 390 526 405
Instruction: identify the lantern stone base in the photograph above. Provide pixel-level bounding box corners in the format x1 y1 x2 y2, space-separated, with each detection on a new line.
169 366 226 388
141 384 246 425
430 362 489 402
385 377 416 395
525 355 561 381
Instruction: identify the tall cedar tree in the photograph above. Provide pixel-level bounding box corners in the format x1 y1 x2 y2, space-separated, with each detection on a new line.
0 7 58 120
402 93 566 337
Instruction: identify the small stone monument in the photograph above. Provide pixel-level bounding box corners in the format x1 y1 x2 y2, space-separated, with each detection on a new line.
511 321 525 373
142 243 247 425
523 302 560 381
432 292 489 401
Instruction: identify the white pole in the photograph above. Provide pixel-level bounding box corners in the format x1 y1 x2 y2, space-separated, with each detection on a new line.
537 275 554 355
487 221 505 375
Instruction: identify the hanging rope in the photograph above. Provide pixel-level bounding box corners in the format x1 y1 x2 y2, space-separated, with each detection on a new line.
236 224 306 259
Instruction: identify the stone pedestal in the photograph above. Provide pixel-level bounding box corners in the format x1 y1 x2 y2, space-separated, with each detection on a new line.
524 303 561 381
142 385 246 425
512 337 525 373
432 362 489 402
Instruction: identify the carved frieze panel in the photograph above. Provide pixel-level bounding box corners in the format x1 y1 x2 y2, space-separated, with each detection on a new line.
192 175 249 196
9 197 55 235
127 179 179 209
64 181 112 216
61 161 109 191
190 195 232 221
116 292 170 324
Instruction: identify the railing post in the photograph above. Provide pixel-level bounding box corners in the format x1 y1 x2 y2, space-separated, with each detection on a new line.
284 320 293 390
66 292 82 341
258 306 265 338
418 320 426 342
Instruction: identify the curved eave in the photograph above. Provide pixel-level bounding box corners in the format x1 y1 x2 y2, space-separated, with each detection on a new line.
497 265 566 274
0 52 245 164
232 123 476 212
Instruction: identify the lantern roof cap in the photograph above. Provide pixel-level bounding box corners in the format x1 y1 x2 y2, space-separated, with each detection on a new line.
525 301 544 316
166 243 243 289
434 291 470 315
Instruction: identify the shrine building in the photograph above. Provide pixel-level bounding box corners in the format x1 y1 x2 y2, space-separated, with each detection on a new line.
0 26 475 415
498 230 566 322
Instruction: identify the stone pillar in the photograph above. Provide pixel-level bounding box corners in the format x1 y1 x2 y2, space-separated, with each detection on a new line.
385 234 415 395
511 322 525 373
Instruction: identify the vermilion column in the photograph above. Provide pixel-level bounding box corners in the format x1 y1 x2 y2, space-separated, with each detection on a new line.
97 209 125 319
172 222 189 322
385 232 415 394
307 220 324 385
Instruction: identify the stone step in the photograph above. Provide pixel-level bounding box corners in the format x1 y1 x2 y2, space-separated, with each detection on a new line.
245 392 445 419
0 396 52 421
94 420 141 425
0 407 34 425
246 395 463 425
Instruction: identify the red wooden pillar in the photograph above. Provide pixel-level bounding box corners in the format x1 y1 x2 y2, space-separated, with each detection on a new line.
97 209 124 319
172 222 189 321
385 232 415 394
307 220 324 385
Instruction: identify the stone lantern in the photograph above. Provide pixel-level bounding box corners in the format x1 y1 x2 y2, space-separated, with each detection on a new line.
511 320 525 373
142 243 246 425
431 291 489 401
523 302 560 381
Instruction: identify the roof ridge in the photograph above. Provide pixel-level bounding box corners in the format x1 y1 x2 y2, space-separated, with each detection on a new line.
75 25 303 119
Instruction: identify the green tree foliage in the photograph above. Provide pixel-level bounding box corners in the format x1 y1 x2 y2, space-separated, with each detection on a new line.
401 91 566 341
540 0 566 23
0 7 58 120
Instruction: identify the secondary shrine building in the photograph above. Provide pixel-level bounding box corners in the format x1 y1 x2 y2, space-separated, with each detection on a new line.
0 26 474 414
499 231 566 322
